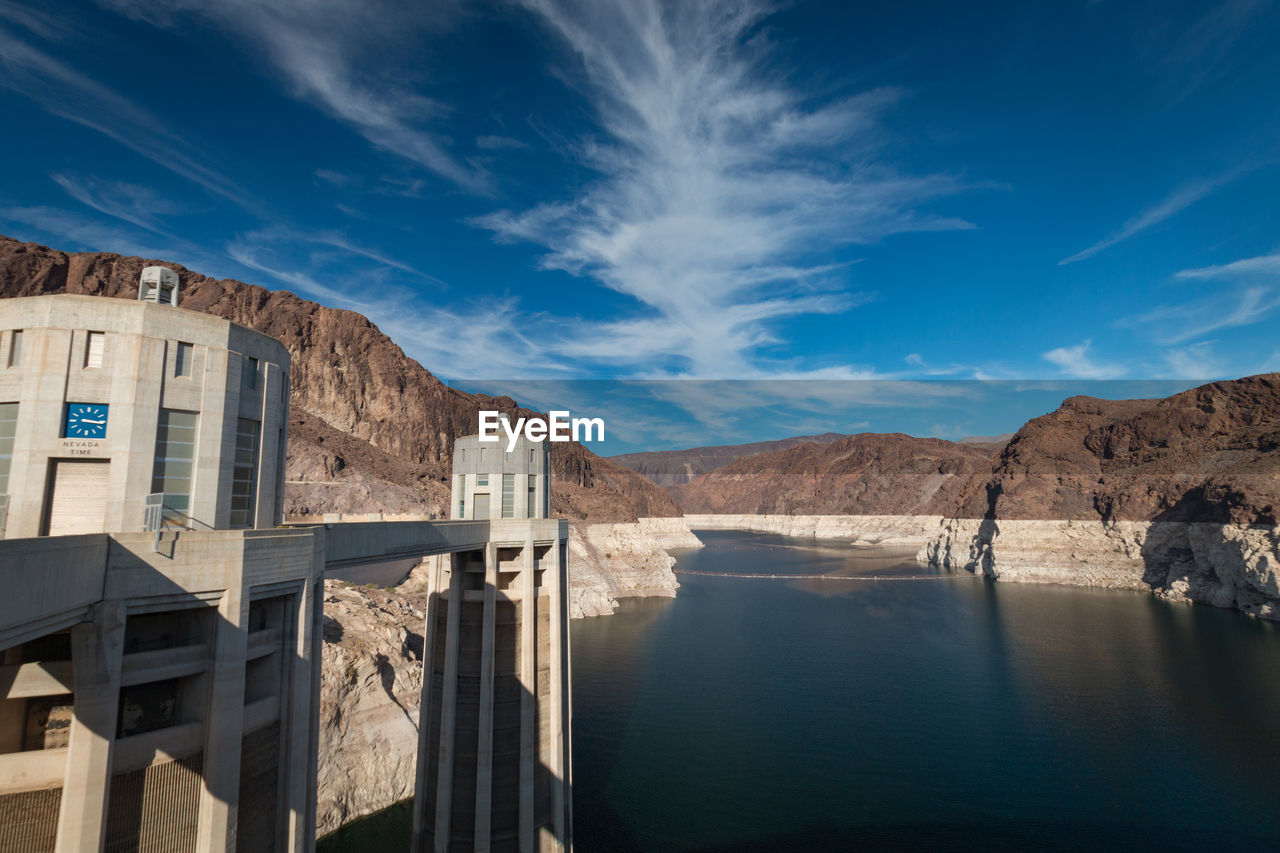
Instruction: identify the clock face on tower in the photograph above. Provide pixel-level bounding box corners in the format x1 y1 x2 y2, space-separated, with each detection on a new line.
65 403 109 439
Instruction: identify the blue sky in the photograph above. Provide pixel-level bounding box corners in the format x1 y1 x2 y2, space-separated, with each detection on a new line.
1 1 1279 448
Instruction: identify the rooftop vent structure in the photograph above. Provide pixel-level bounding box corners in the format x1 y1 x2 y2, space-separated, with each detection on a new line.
138 266 180 306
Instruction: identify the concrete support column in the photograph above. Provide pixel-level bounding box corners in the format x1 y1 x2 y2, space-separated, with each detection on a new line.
411 554 444 852
196 572 249 852
473 542 498 850
518 537 536 852
561 540 573 849
548 541 568 851
303 575 323 852
284 532 323 852
432 553 464 853
54 599 126 853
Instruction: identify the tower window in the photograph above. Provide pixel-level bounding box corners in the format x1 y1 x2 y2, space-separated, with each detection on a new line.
175 341 194 377
501 473 515 518
8 330 21 367
151 409 198 519
0 402 17 494
230 418 260 528
84 331 105 368
247 357 259 390
528 474 537 518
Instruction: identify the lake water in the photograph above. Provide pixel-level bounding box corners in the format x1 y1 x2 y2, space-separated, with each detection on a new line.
321 529 1280 851
571 530 1280 852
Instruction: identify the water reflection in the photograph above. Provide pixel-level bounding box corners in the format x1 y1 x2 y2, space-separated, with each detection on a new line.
572 530 1280 852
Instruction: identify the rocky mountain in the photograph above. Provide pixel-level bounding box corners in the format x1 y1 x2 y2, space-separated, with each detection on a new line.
670 432 998 515
957 433 1015 447
611 433 845 487
316 580 426 837
0 235 677 523
953 375 1280 525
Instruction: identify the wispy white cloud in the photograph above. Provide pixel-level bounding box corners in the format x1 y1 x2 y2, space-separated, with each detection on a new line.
0 205 170 259
476 135 528 151
225 229 550 379
1175 250 1280 279
50 173 182 236
1059 173 1239 265
0 0 73 40
1126 284 1280 344
0 24 252 207
1042 339 1127 379
1145 0 1271 105
904 352 970 377
0 204 246 281
1106 252 1280 353
472 0 972 377
307 230 451 288
1161 341 1223 379
105 0 490 194
314 168 358 188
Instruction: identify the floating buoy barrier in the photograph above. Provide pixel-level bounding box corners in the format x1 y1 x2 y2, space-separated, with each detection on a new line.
672 569 981 581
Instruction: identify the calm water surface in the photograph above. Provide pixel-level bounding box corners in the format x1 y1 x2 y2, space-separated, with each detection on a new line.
322 529 1280 851
571 530 1280 852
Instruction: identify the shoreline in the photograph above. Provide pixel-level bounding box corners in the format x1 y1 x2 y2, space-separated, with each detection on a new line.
677 513 1280 621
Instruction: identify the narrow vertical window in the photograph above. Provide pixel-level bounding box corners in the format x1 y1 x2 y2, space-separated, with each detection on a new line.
175 341 193 377
84 331 104 368
0 403 17 494
247 357 259 390
458 473 466 517
230 418 260 528
528 474 537 518
501 473 515 518
8 330 22 367
151 409 198 520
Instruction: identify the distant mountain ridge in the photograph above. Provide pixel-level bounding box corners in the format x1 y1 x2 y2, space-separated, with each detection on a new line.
954 376 1280 525
664 377 1279 525
0 234 678 522
670 433 998 515
611 433 845 486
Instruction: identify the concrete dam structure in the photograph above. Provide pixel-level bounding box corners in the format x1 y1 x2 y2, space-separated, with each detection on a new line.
0 287 572 852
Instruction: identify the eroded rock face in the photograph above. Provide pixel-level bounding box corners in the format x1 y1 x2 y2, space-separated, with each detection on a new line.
317 581 426 837
921 518 1280 621
670 433 997 515
952 376 1280 525
0 235 679 523
682 514 944 546
917 375 1280 619
611 433 846 487
567 518 702 618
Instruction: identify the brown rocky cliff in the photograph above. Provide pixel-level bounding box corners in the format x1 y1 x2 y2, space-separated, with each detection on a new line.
670 432 996 515
0 235 677 521
955 374 1280 524
611 432 846 487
